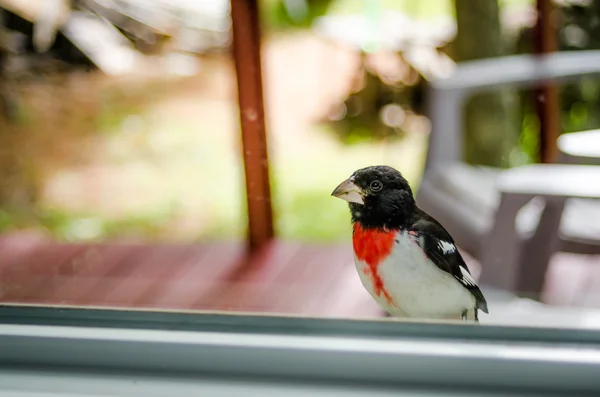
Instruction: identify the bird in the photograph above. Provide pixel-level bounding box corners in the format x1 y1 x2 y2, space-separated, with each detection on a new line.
331 165 488 322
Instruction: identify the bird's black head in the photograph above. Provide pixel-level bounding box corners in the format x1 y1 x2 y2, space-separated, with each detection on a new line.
331 165 415 229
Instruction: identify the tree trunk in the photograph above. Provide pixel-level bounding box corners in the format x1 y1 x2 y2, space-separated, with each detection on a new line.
453 0 518 167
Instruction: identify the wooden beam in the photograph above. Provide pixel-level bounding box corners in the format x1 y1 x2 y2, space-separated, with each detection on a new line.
230 0 274 252
533 0 559 163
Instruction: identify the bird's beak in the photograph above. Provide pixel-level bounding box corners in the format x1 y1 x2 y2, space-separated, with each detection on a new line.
331 178 364 205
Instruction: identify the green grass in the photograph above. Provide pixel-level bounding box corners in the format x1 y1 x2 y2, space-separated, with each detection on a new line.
0 207 176 242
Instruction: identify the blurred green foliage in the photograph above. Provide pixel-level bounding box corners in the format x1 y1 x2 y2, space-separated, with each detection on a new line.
323 63 423 145
261 0 335 30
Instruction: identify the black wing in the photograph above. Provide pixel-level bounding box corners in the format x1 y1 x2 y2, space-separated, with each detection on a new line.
409 210 488 314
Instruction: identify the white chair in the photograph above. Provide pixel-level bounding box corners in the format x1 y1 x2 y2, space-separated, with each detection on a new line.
417 50 600 300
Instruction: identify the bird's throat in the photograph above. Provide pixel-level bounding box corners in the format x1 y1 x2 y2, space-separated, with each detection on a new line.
352 223 396 266
352 223 397 305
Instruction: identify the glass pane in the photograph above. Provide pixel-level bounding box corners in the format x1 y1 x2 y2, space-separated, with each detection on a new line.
0 0 599 333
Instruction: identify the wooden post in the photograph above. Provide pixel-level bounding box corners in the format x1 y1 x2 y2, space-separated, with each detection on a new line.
533 0 559 163
230 0 274 252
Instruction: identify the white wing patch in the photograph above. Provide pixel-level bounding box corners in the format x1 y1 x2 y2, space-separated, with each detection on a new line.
459 266 478 287
437 240 456 254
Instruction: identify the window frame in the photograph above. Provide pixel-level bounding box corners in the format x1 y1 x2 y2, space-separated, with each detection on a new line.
2 305 600 395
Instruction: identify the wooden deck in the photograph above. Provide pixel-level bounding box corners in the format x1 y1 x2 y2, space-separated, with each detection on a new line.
0 232 383 317
1 231 600 317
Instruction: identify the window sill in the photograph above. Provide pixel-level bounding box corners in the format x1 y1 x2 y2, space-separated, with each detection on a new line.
2 309 600 395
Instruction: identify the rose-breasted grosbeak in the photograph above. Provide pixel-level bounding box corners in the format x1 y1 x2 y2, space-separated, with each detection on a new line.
332 165 488 322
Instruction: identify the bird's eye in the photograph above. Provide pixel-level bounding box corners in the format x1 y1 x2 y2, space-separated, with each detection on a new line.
370 180 383 192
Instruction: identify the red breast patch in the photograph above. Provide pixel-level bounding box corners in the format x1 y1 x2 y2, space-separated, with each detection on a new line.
352 223 396 305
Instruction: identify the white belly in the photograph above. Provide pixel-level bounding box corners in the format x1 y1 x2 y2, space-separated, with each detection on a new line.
354 231 475 320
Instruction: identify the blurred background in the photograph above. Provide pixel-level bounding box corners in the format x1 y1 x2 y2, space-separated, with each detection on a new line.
0 0 567 243
0 0 598 244
1 0 600 323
